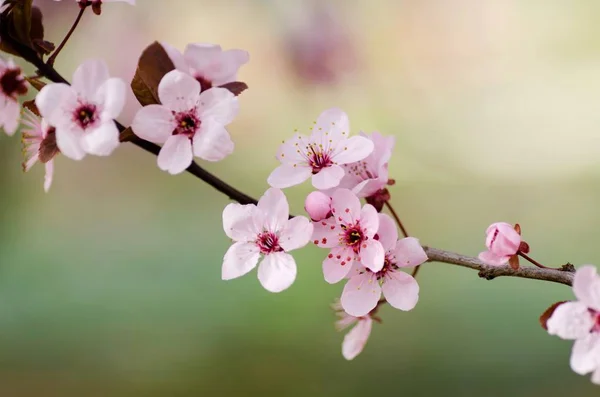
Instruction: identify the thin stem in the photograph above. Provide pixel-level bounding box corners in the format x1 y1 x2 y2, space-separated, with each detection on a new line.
384 201 409 237
47 6 87 66
518 252 551 269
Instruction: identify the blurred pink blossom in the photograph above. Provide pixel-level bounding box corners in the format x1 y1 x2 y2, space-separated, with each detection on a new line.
21 110 57 192
0 57 27 136
333 300 373 360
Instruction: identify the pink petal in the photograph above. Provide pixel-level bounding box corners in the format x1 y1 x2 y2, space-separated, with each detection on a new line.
547 301 595 340
359 239 385 272
267 164 312 188
342 317 372 360
333 136 374 164
393 237 428 268
35 83 77 128
161 42 189 73
592 369 600 385
331 188 361 226
192 118 234 161
376 214 398 252
131 105 175 144
222 203 258 242
222 241 260 280
1 99 19 136
312 164 345 190
183 43 222 72
96 77 126 119
80 122 120 156
360 204 379 238
276 134 308 165
205 49 250 86
573 265 600 312
486 222 520 256
157 70 200 112
55 128 85 161
341 272 381 317
72 59 109 99
279 216 313 252
313 107 349 144
257 252 297 293
323 247 354 284
197 88 239 125
157 135 193 175
382 270 419 311
570 334 600 375
257 188 289 232
43 161 54 193
311 217 341 249
304 191 332 221
478 250 508 266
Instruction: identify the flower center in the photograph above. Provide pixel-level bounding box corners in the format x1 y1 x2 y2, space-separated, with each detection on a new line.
195 75 213 92
341 224 365 253
591 310 600 333
256 232 283 255
304 143 333 174
174 110 200 138
346 160 375 180
0 67 27 98
74 104 98 129
38 127 59 163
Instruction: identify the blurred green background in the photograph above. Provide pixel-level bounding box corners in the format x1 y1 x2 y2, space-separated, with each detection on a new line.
2 0 600 395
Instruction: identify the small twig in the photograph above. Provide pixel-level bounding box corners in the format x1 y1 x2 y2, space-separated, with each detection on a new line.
47 6 87 66
384 201 408 237
518 252 551 269
424 246 575 286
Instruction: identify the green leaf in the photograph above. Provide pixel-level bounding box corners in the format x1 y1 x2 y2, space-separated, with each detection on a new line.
131 42 175 107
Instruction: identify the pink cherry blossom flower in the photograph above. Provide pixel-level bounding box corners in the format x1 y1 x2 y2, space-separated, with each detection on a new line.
21 110 59 192
304 191 332 221
478 222 521 266
333 300 373 360
161 42 249 92
0 57 28 136
132 70 238 174
312 188 384 283
222 188 313 293
267 108 374 190
337 131 394 199
547 265 600 385
341 213 426 317
35 59 125 160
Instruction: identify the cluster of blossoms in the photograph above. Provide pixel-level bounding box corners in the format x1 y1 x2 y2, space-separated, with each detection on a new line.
1 0 599 384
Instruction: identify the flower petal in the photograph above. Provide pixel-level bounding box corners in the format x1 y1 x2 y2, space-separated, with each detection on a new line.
55 128 85 161
376 213 398 252
80 121 120 156
573 265 600 312
72 59 109 98
312 164 345 190
486 222 521 256
311 217 340 248
547 301 595 340
478 250 508 266
96 77 126 119
257 252 297 293
222 203 258 242
382 270 419 311
35 83 77 128
161 42 189 73
43 161 54 193
222 241 260 280
331 188 361 226
570 334 600 375
323 247 354 284
341 272 381 317
197 87 238 125
313 108 349 144
257 188 289 232
360 239 385 272
157 135 193 174
394 237 428 268
333 136 374 164
183 43 222 72
279 216 313 252
342 317 372 360
360 204 379 237
192 118 234 161
267 164 312 188
131 105 175 144
158 70 200 112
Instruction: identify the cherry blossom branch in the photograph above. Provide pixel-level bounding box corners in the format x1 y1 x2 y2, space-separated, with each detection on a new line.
4 36 258 205
423 246 575 286
47 5 87 66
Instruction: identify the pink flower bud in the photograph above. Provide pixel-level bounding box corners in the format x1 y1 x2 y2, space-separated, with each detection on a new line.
304 191 332 221
478 222 521 266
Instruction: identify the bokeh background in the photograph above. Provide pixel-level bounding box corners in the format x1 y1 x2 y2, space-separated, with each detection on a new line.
1 0 600 396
